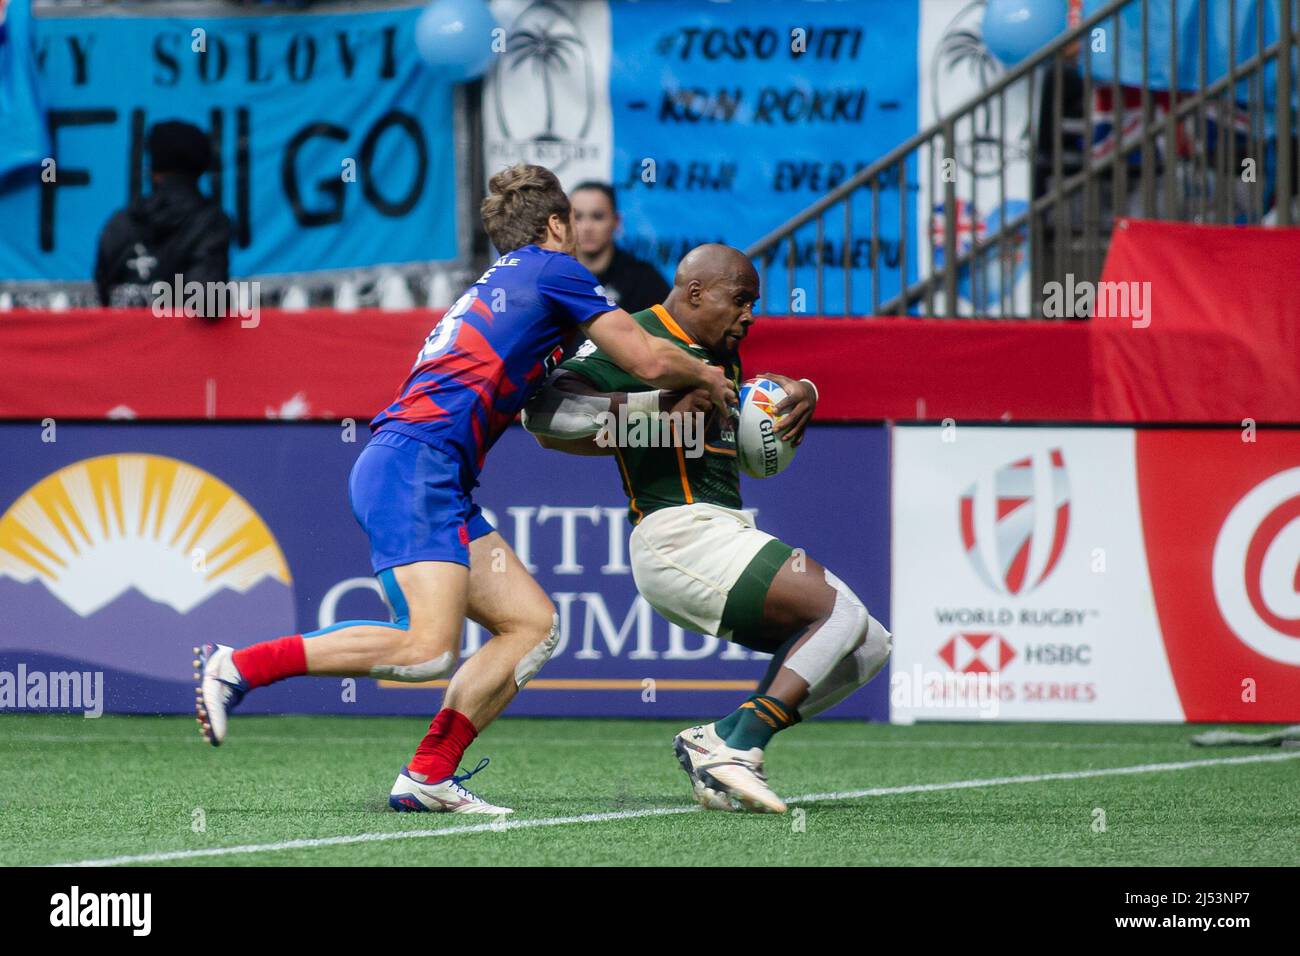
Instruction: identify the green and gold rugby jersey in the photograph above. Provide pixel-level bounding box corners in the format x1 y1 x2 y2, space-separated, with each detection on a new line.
559 304 742 525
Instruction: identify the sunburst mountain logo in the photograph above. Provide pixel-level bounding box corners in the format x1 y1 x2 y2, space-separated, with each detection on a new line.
0 455 295 690
0 454 290 614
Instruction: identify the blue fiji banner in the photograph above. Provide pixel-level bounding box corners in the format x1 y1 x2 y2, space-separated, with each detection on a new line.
0 4 456 281
0 0 51 184
0 423 890 721
608 0 920 315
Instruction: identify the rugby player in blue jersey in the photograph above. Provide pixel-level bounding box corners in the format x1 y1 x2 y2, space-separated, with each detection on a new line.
194 165 733 813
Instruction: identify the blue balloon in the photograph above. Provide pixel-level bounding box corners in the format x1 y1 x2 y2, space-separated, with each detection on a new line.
415 0 499 82
982 0 1068 67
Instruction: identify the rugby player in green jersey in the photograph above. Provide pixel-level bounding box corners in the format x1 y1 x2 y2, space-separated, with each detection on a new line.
522 244 891 813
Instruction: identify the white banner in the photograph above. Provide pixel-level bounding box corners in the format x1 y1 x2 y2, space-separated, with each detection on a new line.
890 425 1183 722
916 0 1033 315
483 0 613 193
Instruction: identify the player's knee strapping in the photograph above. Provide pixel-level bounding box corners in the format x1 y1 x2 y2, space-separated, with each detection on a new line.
782 570 871 689
514 613 560 688
859 614 893 678
369 654 455 683
798 613 892 719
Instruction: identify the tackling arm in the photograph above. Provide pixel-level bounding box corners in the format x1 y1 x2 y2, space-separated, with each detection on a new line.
582 309 735 412
522 371 712 457
521 372 619 456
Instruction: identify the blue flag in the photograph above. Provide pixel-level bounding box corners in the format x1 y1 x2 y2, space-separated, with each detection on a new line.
1086 0 1295 110
0 0 50 185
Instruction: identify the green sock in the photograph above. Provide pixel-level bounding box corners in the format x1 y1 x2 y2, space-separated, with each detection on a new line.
713 697 755 739
721 695 799 752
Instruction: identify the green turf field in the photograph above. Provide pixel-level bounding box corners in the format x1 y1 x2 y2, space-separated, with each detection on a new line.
2 714 1297 867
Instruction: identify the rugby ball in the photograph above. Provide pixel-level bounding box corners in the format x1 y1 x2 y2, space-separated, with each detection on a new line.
737 377 797 478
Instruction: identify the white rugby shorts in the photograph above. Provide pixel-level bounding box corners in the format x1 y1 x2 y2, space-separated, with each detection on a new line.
629 502 782 636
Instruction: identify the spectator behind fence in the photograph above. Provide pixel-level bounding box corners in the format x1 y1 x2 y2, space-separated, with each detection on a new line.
94 120 232 309
570 182 669 313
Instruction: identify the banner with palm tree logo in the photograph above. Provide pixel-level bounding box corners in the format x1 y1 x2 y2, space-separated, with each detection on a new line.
482 0 921 314
484 0 613 190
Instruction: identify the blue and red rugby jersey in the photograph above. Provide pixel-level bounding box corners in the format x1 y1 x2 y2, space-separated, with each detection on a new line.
371 246 618 478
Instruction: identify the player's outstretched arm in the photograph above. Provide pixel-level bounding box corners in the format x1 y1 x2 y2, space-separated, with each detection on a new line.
583 308 735 412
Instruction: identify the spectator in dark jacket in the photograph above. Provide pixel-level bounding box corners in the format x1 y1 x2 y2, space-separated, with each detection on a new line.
570 181 669 313
94 120 232 308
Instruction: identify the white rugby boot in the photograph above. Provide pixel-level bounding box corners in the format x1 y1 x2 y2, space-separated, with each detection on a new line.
693 744 787 814
194 643 248 747
673 723 737 811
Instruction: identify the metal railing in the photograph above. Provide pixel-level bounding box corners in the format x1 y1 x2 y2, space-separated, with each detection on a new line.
746 0 1298 319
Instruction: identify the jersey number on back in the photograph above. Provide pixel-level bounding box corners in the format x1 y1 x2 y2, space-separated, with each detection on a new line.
415 292 474 366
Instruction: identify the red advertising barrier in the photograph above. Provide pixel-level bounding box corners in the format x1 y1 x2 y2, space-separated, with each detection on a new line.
745 317 1095 421
0 310 430 421
0 220 1296 423
1093 219 1300 423
0 309 1095 422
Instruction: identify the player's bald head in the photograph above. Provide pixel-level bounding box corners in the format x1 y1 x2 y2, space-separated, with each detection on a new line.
672 244 758 293
663 244 759 354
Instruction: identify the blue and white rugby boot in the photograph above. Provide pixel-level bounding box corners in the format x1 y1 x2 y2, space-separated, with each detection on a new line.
389 758 514 815
193 643 247 747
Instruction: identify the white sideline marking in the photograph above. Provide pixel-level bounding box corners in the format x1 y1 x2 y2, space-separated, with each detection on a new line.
786 750 1300 803
6 734 1186 749
50 751 1300 867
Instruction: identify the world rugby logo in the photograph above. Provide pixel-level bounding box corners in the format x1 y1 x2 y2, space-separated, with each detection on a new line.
959 449 1070 595
1212 467 1300 665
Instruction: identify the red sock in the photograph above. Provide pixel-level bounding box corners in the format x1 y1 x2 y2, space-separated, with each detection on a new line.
231 635 307 689
408 709 478 782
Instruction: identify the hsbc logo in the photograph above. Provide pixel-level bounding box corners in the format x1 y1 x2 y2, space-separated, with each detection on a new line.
1212 467 1300 665
938 632 1016 674
959 448 1070 596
